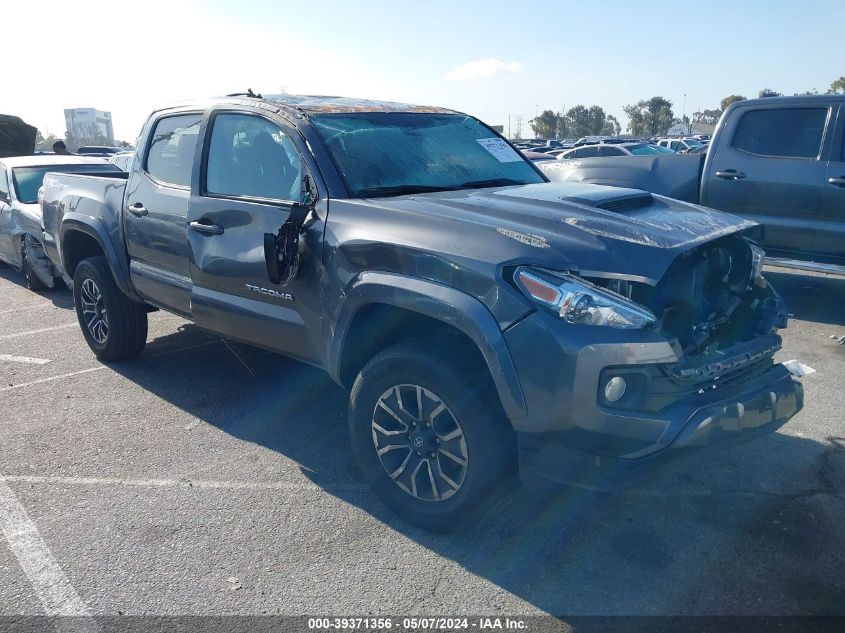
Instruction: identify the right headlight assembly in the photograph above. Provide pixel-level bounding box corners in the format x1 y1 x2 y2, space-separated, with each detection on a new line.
515 267 657 329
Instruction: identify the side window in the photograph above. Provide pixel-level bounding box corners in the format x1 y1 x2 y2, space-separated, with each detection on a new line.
732 107 828 159
579 146 600 158
0 166 8 200
670 141 681 151
205 113 304 203
146 114 202 187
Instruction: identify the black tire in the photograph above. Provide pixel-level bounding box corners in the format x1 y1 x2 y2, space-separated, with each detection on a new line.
22 245 47 291
73 256 148 361
349 339 515 531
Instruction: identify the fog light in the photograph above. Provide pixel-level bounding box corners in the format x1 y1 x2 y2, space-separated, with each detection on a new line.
604 376 627 402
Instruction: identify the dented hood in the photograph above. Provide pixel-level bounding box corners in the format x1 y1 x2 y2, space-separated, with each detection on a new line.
360 182 757 285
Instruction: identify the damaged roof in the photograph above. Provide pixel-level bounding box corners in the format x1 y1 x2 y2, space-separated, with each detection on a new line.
261 94 459 115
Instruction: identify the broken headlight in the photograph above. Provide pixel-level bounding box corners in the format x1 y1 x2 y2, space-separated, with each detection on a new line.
748 241 766 285
515 267 656 329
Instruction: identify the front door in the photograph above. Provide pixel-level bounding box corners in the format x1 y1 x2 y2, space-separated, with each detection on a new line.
124 112 202 316
701 105 830 259
187 111 324 363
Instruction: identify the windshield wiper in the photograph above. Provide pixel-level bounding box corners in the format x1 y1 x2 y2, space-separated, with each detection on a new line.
354 184 456 198
458 178 526 189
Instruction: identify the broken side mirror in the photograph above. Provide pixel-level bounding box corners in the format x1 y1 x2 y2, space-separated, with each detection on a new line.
263 176 318 285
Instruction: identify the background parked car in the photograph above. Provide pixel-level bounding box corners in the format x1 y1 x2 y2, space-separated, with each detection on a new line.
558 142 676 159
77 145 125 157
0 155 120 289
521 149 558 162
657 137 706 153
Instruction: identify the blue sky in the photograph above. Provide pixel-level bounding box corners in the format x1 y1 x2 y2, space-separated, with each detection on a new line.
9 0 844 140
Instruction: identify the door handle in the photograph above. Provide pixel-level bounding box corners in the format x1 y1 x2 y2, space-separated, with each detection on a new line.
189 220 224 236
127 203 148 217
716 170 746 180
829 177 845 187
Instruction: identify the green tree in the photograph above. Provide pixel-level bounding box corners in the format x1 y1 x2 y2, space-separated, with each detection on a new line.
829 76 845 94
692 109 722 125
624 96 674 136
529 110 560 139
564 105 592 138
758 88 781 98
601 114 621 136
720 95 746 112
587 106 606 135
34 130 59 151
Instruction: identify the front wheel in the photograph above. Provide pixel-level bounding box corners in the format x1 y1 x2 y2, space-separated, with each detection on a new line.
349 340 515 531
73 256 148 361
22 244 47 291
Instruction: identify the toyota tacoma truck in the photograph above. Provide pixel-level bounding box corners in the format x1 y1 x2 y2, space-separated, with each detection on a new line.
540 95 845 274
41 94 804 530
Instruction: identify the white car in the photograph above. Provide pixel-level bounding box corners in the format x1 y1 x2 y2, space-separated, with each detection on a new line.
657 138 706 153
0 155 119 289
558 142 676 159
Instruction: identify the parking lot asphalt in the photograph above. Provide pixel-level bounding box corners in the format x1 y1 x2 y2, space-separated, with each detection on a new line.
0 263 843 621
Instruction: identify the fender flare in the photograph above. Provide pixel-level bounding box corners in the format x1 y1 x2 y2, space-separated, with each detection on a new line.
328 272 527 421
59 215 141 301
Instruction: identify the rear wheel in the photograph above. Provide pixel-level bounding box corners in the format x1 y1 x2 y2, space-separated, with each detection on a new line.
73 256 148 360
349 340 514 531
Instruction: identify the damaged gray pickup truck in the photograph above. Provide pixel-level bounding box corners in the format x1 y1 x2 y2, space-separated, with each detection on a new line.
41 94 804 530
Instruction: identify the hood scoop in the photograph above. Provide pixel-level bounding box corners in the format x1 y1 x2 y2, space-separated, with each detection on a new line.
558 191 655 213
595 193 654 213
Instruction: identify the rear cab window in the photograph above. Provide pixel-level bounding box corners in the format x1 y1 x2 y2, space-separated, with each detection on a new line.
732 107 829 159
145 114 203 187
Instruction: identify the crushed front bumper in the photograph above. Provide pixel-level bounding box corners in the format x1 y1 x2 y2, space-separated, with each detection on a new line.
503 310 804 492
518 362 802 491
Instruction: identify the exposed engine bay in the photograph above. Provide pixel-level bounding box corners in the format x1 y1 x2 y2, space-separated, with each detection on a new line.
591 235 788 358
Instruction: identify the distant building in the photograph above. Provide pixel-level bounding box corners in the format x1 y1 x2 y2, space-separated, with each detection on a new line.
64 108 114 144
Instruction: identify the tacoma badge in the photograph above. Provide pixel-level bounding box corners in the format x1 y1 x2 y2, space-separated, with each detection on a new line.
245 284 294 302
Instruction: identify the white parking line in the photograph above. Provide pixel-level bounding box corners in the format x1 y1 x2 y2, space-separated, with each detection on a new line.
0 324 78 341
0 340 223 393
1 474 368 493
0 354 52 365
0 304 69 316
0 367 106 393
0 477 97 626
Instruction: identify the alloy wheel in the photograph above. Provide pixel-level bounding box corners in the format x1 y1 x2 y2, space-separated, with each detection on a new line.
371 384 468 502
80 278 109 344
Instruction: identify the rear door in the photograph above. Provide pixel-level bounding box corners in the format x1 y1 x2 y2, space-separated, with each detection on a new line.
701 103 831 258
187 109 324 362
124 112 202 316
817 104 845 264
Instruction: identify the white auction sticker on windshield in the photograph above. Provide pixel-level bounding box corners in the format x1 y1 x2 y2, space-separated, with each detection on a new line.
477 138 523 163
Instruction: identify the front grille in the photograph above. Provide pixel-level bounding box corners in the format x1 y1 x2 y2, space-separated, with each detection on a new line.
596 194 654 213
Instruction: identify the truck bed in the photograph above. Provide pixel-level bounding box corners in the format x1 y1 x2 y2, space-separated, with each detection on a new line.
40 171 130 275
